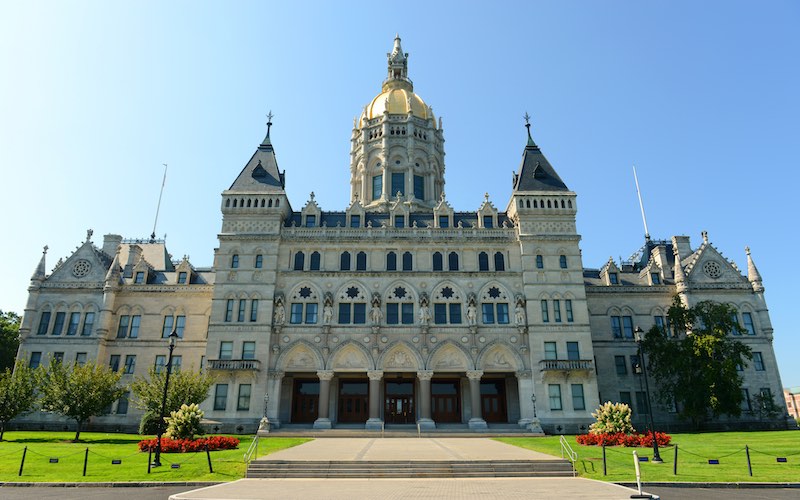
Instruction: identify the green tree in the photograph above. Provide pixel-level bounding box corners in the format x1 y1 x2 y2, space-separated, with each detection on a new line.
38 359 125 441
0 310 21 372
130 367 213 435
0 360 38 440
642 296 753 428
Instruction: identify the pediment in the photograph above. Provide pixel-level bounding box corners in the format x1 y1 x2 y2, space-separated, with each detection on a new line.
45 241 109 284
684 245 747 286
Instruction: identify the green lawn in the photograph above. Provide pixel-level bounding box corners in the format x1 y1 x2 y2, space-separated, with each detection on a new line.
497 430 800 483
0 432 310 482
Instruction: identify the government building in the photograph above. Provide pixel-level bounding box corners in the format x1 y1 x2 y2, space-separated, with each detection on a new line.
15 37 788 434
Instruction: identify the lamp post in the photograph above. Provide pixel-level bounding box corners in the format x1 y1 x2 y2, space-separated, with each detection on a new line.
153 330 180 467
634 326 663 463
531 393 537 418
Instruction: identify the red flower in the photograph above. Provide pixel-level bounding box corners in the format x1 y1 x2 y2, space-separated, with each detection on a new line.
138 436 240 453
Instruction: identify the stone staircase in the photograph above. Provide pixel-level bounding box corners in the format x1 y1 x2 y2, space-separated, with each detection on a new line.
246 459 574 479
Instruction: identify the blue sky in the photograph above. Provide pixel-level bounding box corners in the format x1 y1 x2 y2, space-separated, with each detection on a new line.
2 1 799 386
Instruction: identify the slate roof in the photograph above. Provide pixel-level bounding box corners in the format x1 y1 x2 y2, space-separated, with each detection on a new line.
512 139 569 192
228 135 285 192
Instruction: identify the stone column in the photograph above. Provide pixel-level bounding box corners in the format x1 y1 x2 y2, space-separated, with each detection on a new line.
314 370 335 429
417 370 435 430
258 371 284 435
467 370 488 429
366 370 384 430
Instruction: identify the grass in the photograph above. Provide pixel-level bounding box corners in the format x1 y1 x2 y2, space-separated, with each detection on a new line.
0 432 310 483
497 430 800 483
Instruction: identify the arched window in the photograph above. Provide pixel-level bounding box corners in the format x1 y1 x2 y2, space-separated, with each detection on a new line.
433 252 443 271
448 252 459 271
478 252 489 271
356 251 367 271
338 284 366 324
310 251 321 271
494 252 505 271
559 255 568 269
536 255 544 269
402 251 413 271
289 286 318 324
293 252 305 271
268 199 273 207
386 251 397 271
231 254 239 268
340 252 351 271
432 284 462 324
225 199 231 207
386 285 414 325
481 285 510 324
533 200 538 208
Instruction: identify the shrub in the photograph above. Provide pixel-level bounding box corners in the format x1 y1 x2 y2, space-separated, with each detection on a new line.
588 401 635 435
138 410 162 435
165 403 204 440
576 431 671 447
138 435 240 453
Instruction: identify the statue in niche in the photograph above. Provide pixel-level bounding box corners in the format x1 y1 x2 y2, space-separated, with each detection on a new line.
273 295 286 326
323 292 334 325
514 296 526 327
419 292 431 326
466 293 477 326
371 292 382 324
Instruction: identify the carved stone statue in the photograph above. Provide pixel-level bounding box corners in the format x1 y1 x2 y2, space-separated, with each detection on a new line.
273 295 286 326
514 296 526 326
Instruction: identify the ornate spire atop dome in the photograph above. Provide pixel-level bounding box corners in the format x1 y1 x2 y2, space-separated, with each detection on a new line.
384 34 412 92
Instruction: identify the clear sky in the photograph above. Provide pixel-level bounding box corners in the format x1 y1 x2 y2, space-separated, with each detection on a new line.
2 1 798 386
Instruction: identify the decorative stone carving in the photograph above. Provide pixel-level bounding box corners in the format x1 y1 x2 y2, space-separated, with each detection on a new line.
273 294 285 326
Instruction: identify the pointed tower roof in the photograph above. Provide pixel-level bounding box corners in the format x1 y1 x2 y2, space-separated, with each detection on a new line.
104 247 122 285
512 115 569 192
229 111 285 192
746 246 764 292
383 34 412 91
32 245 48 281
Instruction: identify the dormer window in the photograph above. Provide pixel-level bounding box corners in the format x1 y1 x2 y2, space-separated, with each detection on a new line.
178 272 187 284
350 215 360 228
134 272 145 284
483 216 493 228
609 273 619 285
305 215 316 227
439 216 449 228
651 273 661 285
395 215 405 228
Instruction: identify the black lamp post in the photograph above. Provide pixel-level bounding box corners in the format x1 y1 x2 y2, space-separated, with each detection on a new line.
153 330 180 467
634 326 663 463
531 393 537 418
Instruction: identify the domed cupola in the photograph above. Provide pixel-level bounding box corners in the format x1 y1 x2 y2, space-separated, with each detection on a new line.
350 35 445 213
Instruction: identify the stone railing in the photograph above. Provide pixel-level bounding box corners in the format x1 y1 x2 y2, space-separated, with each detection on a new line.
539 359 594 371
282 226 516 240
207 359 261 371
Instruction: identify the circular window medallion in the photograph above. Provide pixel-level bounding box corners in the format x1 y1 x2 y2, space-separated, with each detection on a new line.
703 260 723 279
72 260 91 278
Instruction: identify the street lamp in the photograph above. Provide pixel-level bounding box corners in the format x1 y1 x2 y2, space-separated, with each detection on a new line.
634 326 663 464
153 330 180 467
531 393 537 418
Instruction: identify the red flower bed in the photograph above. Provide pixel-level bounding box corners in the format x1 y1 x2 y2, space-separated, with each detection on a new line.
138 435 240 453
576 432 671 447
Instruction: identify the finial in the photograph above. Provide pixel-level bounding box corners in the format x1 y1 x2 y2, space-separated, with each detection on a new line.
43 245 49 255
702 230 709 244
523 112 536 147
266 110 273 138
309 191 315 202
86 229 93 241
484 192 489 202
745 246 751 255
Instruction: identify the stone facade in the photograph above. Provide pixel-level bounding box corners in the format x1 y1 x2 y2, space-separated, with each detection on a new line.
14 37 788 434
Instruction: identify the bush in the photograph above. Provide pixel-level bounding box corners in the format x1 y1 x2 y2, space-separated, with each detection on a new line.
576 431 671 447
165 403 204 440
138 411 162 435
138 435 240 453
588 402 635 435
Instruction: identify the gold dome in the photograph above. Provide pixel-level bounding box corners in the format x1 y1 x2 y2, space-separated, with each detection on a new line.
361 87 434 123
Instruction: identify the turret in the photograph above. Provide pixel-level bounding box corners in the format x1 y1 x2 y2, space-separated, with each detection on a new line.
746 246 764 293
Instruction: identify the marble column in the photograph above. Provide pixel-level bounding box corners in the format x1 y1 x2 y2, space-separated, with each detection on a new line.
313 370 334 429
366 370 384 430
467 370 488 429
417 370 435 429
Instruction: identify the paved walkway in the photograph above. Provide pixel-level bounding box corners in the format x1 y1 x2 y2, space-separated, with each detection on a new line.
170 438 650 499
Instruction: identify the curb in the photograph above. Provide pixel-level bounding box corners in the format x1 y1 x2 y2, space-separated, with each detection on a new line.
0 482 222 488
616 482 800 489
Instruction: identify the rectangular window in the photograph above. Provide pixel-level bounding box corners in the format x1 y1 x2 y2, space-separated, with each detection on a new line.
37 312 51 335
219 341 233 360
250 299 258 322
401 303 414 324
413 174 424 200
81 312 95 336
123 355 136 374
225 299 234 322
353 303 366 324
482 303 494 324
214 384 228 411
544 342 557 360
125 315 139 338
635 391 650 414
29 352 42 369
753 352 765 371
609 272 619 284
611 316 622 338
496 303 509 324
566 342 580 361
548 384 562 410
178 271 187 284
438 215 449 228
117 391 130 414
553 300 562 323
571 384 586 411
291 303 304 324
242 341 256 360
350 215 360 228
391 172 405 197
540 300 549 323
654 315 665 330
395 215 405 228
255 254 263 268
305 303 318 324
622 316 634 339
75 352 87 366
565 300 574 322
52 311 66 335
109 355 120 372
134 271 145 284
372 175 382 201
66 312 81 335
162 316 174 338
170 355 182 373
434 303 447 325
155 355 166 374
238 384 252 411
619 391 632 407
536 255 543 269
386 303 399 324
651 272 661 285
483 215 493 228
117 315 130 338
449 303 462 324
338 303 351 324
53 352 64 364
175 315 185 338
238 300 246 322
305 215 316 227
559 255 568 269
614 355 627 375
742 312 756 335
741 388 751 411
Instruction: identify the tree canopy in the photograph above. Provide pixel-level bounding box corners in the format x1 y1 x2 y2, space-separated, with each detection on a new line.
642 296 753 427
38 359 125 441
0 360 38 440
0 310 21 372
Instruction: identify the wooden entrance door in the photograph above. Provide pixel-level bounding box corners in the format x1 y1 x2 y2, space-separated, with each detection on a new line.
291 379 319 423
480 379 508 423
385 379 415 424
431 379 461 423
338 379 369 423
